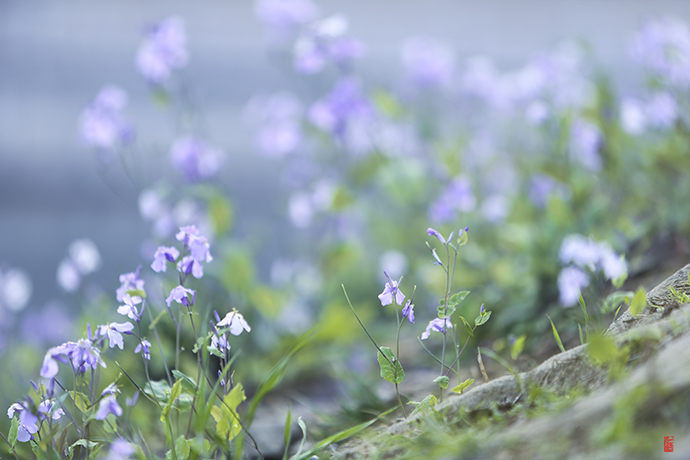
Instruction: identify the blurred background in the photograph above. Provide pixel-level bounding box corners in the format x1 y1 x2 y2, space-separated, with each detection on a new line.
2 0 690 420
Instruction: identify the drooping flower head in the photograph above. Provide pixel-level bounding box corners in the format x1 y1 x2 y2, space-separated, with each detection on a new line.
135 339 152 360
421 317 453 340
401 300 415 324
95 395 123 420
166 286 196 308
378 271 405 306
151 246 180 273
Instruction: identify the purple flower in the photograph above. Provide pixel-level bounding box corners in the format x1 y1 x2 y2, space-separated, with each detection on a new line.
599 246 627 281
217 309 251 336
428 177 476 224
427 228 446 244
210 334 230 353
308 77 372 139
559 234 602 268
245 93 304 158
569 119 602 172
134 339 151 360
40 339 107 379
293 15 365 74
95 395 122 420
254 0 319 42
166 286 196 308
176 225 213 263
104 439 136 460
151 246 180 273
401 36 455 88
378 271 405 306
177 255 203 279
7 403 38 443
97 322 134 350
558 266 589 307
117 294 142 322
101 383 120 396
135 17 188 84
169 136 222 183
646 92 678 129
79 86 134 150
401 300 415 324
630 17 690 88
421 317 453 340
116 267 145 302
620 97 647 135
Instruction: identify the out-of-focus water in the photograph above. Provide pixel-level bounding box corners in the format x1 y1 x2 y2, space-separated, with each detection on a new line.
1 0 688 317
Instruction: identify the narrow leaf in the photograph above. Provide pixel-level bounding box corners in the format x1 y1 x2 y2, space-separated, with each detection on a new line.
409 394 438 417
547 315 566 353
629 287 647 316
474 310 492 326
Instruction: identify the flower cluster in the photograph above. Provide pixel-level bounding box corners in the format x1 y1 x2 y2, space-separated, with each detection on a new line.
78 86 133 151
8 397 64 443
136 16 188 84
557 234 627 306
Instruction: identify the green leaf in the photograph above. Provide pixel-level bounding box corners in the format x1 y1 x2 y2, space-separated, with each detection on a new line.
601 291 634 313
160 380 182 422
8 416 18 448
211 383 246 441
587 333 618 365
451 378 475 394
68 440 100 459
510 335 526 360
149 309 168 330
449 291 470 306
437 303 456 319
172 370 197 392
547 315 566 353
143 380 172 404
282 406 292 460
433 376 449 389
127 288 146 299
66 391 91 413
474 310 492 326
291 407 396 460
165 436 191 460
629 287 647 316
377 347 405 384
409 394 438 417
578 323 585 346
459 316 474 337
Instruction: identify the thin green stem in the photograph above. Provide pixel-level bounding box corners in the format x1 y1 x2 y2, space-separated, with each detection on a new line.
146 302 173 387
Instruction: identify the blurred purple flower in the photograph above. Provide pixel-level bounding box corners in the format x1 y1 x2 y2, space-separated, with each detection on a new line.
177 255 203 279
559 234 601 267
254 0 319 42
294 15 365 74
427 228 446 245
116 267 145 302
101 383 120 396
428 177 476 224
104 439 136 460
41 338 106 379
210 334 229 353
421 317 453 340
309 77 372 139
620 97 647 135
378 271 405 306
169 137 222 183
244 93 303 157
166 285 196 308
558 266 589 307
646 92 678 129
630 17 690 88
569 119 602 171
217 309 251 336
79 86 134 150
7 403 38 443
401 36 455 88
136 17 188 84
0 266 32 313
529 174 558 208
151 246 180 273
481 195 510 224
95 395 122 420
134 339 151 360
